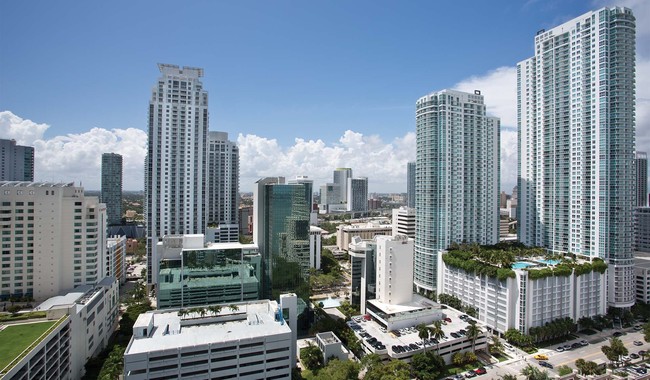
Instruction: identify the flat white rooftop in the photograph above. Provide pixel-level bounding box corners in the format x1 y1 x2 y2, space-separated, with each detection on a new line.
125 300 290 355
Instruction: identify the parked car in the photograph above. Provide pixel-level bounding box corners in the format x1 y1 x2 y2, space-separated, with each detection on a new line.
613 331 624 337
464 370 477 378
631 353 640 359
571 342 581 349
563 344 572 351
444 317 452 323
540 361 554 369
474 367 487 375
579 340 589 346
634 341 643 346
556 346 564 352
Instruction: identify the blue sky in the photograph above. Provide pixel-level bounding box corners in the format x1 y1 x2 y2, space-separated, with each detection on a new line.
1 0 648 192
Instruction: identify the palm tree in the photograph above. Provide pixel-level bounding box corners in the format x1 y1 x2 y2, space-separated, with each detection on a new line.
208 305 222 316
417 324 432 352
198 307 207 318
430 320 445 354
466 322 482 352
521 364 550 380
499 375 517 380
229 304 239 313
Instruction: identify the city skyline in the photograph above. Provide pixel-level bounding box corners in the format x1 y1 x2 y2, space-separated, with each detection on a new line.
1 0 648 193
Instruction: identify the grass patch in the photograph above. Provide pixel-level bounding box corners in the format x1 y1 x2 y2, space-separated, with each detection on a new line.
0 321 56 371
492 353 509 362
581 329 597 335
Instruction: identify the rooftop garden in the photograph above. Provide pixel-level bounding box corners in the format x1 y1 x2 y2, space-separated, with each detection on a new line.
0 319 59 375
442 242 607 281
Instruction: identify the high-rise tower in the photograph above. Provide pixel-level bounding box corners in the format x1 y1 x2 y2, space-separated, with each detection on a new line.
517 7 636 308
407 161 415 208
0 139 34 181
206 131 239 242
333 168 352 204
637 152 648 207
101 152 123 226
414 89 500 293
145 64 208 286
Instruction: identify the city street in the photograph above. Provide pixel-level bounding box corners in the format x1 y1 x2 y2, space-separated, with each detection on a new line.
486 326 649 378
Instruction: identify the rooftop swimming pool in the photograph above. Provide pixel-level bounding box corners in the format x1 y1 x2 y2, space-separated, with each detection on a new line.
313 297 343 308
537 259 560 265
512 261 535 270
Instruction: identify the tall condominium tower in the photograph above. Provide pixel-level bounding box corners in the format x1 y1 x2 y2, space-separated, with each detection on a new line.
0 182 106 301
333 168 352 204
347 177 368 213
145 64 208 286
0 139 34 181
414 89 500 293
101 153 123 226
206 131 239 241
637 152 648 207
253 177 311 301
407 161 415 208
518 7 636 308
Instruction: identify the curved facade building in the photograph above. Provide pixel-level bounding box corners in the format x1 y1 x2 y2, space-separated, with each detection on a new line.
414 90 500 292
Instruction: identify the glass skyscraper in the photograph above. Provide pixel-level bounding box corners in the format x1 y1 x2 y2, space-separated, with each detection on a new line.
414 89 500 293
407 161 415 208
253 177 311 301
517 7 636 308
101 152 123 226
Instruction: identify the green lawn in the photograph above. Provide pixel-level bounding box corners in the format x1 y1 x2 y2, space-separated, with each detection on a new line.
0 321 56 371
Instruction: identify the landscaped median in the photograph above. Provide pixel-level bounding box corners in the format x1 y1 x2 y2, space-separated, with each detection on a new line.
0 316 66 377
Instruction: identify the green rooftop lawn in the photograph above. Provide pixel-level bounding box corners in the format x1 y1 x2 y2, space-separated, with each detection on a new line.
0 321 56 372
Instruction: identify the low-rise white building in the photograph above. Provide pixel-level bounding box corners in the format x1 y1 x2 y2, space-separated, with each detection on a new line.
316 332 347 364
0 276 119 380
391 207 415 238
437 251 607 334
123 295 298 380
336 222 392 251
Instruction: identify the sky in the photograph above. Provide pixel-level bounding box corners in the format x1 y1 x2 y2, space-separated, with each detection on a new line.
1 0 648 193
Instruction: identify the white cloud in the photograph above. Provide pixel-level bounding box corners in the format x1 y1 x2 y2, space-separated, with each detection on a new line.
455 67 518 127
0 111 49 145
238 131 416 192
0 111 147 190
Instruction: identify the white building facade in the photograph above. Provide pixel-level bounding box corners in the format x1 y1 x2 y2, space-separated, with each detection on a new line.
391 207 415 238
106 235 127 284
0 182 107 301
414 90 500 292
145 64 209 286
123 298 297 380
517 7 637 309
437 254 607 334
206 131 239 242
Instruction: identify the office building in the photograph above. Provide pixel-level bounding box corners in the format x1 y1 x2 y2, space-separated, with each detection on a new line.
106 235 127 284
634 207 650 254
391 206 415 238
437 247 607 334
0 277 119 380
206 131 239 242
407 162 415 208
123 296 297 380
316 332 347 365
0 138 34 182
309 226 324 270
0 182 107 301
145 64 208 286
101 153 123 225
253 177 311 300
347 177 368 213
348 237 377 314
518 7 636 308
319 183 340 212
414 89 500 293
635 255 650 304
154 235 261 309
239 205 253 235
333 168 352 204
336 222 392 252
638 152 648 207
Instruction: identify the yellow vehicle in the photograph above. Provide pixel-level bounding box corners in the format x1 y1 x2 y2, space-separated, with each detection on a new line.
533 354 549 360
